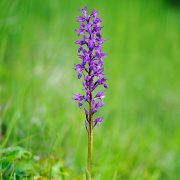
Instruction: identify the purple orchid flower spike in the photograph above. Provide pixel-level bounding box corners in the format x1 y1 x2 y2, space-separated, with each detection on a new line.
72 5 108 178
72 5 108 132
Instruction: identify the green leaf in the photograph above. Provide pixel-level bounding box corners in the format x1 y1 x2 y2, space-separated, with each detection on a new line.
85 167 91 180
2 146 32 160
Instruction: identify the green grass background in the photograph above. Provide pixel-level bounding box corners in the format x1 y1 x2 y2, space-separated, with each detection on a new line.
0 0 180 179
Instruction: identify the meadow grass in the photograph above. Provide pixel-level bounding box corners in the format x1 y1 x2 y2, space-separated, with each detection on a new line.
0 0 180 179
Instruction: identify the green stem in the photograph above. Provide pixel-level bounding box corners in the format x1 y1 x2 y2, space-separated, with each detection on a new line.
88 69 93 179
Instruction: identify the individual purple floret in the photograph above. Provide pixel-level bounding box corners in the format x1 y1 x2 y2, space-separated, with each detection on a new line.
73 5 108 133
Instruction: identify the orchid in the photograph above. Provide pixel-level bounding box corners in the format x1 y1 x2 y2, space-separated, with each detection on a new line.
73 5 108 132
72 5 108 179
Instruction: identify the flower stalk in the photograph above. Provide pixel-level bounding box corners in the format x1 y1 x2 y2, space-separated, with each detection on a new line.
88 68 93 178
72 5 108 179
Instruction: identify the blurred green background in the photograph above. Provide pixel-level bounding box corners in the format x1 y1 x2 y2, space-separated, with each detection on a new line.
0 0 180 179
